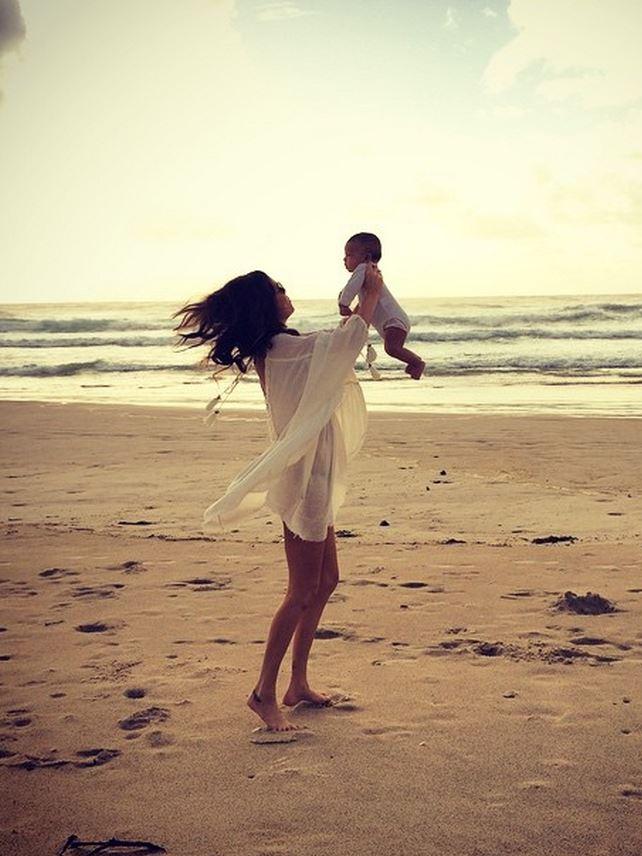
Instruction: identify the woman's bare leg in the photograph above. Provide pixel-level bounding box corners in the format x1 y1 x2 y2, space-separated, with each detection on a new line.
247 522 326 730
283 526 339 706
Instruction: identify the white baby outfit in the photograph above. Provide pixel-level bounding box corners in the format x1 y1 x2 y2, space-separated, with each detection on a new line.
203 313 369 541
338 263 410 339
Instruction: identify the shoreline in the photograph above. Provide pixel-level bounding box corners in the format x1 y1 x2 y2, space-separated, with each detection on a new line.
2 396 642 420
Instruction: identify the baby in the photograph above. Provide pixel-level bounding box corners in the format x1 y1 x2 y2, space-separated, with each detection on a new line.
338 232 425 379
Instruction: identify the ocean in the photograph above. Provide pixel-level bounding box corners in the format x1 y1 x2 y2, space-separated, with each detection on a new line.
1 295 641 416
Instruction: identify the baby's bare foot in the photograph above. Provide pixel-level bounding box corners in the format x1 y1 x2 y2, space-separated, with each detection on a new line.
408 360 425 380
247 689 299 731
282 684 332 707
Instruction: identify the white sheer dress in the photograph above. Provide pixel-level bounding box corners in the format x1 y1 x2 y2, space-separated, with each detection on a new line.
203 313 369 541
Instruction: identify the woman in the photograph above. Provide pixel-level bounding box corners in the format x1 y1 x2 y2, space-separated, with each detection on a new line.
174 264 383 731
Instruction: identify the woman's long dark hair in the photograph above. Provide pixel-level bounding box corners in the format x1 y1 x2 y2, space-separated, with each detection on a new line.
173 270 298 374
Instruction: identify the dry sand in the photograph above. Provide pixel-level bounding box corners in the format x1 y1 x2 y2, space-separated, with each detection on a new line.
1 400 641 856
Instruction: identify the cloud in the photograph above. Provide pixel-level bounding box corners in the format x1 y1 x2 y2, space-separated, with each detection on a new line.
540 172 642 226
483 0 642 108
482 7 498 17
255 1 314 22
0 0 25 92
0 0 24 53
460 211 543 239
444 6 458 30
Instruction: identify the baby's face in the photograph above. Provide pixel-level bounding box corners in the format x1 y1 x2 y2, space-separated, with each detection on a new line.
343 242 368 272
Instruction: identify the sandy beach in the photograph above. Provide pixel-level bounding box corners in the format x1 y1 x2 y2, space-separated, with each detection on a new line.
1 400 641 856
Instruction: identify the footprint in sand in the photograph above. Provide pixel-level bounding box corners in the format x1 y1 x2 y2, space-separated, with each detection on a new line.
118 707 170 731
620 787 642 799
347 579 389 588
9 754 70 771
250 727 312 745
362 725 413 738
74 748 122 768
331 697 361 712
147 730 175 747
7 748 121 771
1 712 32 729
39 568 80 580
501 590 542 600
289 693 360 715
72 585 121 600
104 560 148 575
541 757 576 769
314 626 357 641
399 582 444 591
75 622 117 634
165 576 231 593
0 580 38 598
518 779 552 791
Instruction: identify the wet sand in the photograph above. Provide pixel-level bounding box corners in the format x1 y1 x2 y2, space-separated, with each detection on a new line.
1 401 641 855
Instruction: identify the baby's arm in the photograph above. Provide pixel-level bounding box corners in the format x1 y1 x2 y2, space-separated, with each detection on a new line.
338 265 366 315
338 296 353 316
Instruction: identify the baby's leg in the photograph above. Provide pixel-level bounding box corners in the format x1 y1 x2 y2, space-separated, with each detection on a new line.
383 326 425 379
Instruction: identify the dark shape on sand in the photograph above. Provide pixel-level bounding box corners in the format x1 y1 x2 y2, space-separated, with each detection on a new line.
379 520 390 527
440 538 466 545
117 520 155 526
554 591 616 615
75 622 111 633
440 469 447 476
336 529 358 538
57 834 166 855
124 688 146 699
474 642 504 657
532 534 577 545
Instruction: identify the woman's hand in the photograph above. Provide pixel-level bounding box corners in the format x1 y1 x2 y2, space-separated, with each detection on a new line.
362 262 383 298
354 262 383 328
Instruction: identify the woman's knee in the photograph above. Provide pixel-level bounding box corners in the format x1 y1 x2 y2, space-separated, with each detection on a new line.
284 588 315 612
319 568 339 596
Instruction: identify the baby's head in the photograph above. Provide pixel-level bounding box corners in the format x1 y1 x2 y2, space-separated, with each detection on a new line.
344 232 382 272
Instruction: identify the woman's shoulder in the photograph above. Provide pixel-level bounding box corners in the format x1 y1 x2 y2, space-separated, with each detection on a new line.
268 329 317 360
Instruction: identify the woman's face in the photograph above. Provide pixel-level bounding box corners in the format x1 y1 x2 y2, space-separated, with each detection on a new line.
272 280 294 323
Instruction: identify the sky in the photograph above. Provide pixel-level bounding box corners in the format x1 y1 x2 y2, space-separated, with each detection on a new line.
0 0 641 303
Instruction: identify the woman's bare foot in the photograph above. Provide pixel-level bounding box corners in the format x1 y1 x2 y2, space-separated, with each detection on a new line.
282 683 332 707
247 689 299 731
